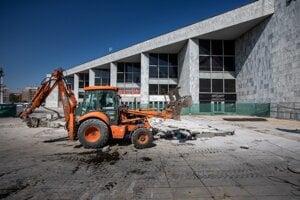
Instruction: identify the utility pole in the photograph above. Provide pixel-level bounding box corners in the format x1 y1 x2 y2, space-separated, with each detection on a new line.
0 68 4 104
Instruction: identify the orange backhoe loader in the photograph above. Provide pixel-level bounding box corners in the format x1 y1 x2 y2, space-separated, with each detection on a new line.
20 68 192 149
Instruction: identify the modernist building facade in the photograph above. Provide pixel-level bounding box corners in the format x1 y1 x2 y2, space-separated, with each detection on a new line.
46 0 300 120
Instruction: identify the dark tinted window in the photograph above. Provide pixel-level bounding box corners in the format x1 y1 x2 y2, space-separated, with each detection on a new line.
149 84 158 95
224 57 235 71
211 40 223 55
125 73 133 82
200 79 211 92
225 94 237 102
224 40 235 55
149 66 158 78
225 79 236 93
159 66 168 78
199 93 212 101
159 85 168 95
212 56 223 71
169 67 178 78
117 62 141 83
199 40 210 55
117 73 124 82
117 63 124 72
149 54 158 65
159 54 168 66
199 56 210 71
169 85 177 92
212 79 223 92
132 73 140 83
169 54 178 65
95 69 110 86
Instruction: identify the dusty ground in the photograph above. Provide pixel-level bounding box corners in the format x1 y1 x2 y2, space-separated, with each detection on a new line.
0 115 299 200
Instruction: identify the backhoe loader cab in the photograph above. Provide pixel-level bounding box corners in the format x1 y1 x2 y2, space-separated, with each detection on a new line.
80 86 120 125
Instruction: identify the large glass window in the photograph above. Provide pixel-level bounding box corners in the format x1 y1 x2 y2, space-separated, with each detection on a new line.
200 79 211 92
149 53 178 79
199 56 210 71
117 63 140 83
65 76 74 90
149 84 177 95
224 40 235 55
212 56 223 71
199 40 210 55
225 79 236 93
79 73 89 88
224 57 235 71
95 69 110 86
211 40 223 55
212 79 223 93
199 39 235 72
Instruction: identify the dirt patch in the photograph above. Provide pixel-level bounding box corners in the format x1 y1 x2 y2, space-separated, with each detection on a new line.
223 117 267 121
54 150 121 166
0 180 29 198
43 137 69 143
73 144 83 148
276 128 300 134
141 157 152 161
128 169 146 175
104 182 117 190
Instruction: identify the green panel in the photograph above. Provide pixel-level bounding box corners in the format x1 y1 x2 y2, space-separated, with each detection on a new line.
190 104 200 115
199 103 212 113
236 103 270 117
0 104 16 117
103 102 271 117
225 102 236 113
236 103 255 115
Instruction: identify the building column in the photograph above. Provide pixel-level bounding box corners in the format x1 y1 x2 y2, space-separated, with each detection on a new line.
110 62 117 86
74 73 79 100
178 38 199 112
140 53 149 107
89 69 95 86
45 74 59 108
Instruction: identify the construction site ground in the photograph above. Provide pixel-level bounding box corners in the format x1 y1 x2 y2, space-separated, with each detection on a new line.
0 115 299 200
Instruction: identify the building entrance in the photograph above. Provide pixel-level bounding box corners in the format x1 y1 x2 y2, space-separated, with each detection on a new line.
212 101 224 113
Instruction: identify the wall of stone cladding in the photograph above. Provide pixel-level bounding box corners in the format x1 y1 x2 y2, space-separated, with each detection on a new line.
235 0 300 119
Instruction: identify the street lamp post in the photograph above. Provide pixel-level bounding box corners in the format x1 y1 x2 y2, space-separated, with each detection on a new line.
0 68 4 104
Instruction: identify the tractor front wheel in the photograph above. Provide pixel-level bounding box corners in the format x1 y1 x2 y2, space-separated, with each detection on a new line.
78 119 109 149
131 128 153 149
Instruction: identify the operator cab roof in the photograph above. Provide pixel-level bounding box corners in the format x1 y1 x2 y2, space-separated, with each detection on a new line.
84 86 118 91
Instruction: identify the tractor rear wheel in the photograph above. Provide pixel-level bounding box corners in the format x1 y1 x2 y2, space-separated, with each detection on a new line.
78 119 109 149
131 128 153 149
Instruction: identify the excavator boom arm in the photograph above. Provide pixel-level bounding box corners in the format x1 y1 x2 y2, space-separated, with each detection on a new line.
20 68 78 140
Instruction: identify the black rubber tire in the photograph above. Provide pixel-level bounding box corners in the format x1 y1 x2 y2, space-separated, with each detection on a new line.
78 119 109 149
131 128 153 149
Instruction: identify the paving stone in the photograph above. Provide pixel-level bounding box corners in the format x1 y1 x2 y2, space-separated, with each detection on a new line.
207 186 252 197
244 185 292 196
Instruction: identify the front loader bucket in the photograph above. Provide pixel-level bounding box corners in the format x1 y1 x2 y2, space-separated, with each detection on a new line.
168 87 192 120
181 96 192 108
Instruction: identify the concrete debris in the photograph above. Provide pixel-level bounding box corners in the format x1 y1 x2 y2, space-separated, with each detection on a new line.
149 117 234 141
102 145 110 153
240 145 249 149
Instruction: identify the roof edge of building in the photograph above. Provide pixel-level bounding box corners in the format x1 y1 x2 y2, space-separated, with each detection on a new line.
65 0 274 76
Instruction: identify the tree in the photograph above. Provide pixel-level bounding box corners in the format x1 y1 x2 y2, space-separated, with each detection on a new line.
9 93 20 103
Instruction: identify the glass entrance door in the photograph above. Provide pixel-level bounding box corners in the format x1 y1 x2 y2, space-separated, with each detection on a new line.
212 101 224 113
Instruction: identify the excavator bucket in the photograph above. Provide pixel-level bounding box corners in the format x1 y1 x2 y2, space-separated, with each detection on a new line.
168 87 192 120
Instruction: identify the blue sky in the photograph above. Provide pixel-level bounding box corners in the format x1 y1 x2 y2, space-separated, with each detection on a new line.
0 0 253 92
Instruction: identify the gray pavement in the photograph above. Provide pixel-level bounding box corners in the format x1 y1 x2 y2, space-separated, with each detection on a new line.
0 116 299 199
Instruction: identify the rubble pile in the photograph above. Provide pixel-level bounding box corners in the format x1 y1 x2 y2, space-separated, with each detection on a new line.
149 118 234 141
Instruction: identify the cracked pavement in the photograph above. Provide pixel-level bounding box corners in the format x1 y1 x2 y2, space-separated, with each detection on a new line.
0 116 299 199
